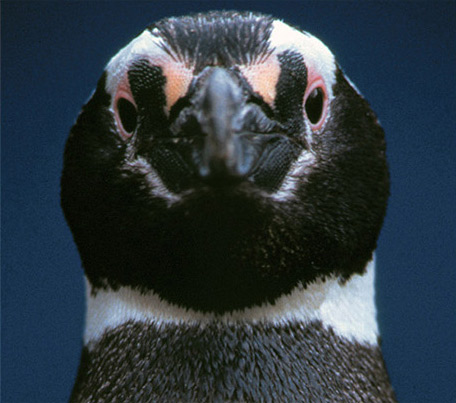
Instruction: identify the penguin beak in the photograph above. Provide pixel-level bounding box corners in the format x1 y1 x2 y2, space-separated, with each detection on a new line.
193 68 266 184
197 68 244 180
166 67 300 191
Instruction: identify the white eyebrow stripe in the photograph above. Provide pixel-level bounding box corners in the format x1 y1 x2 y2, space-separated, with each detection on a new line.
269 20 337 101
106 30 166 97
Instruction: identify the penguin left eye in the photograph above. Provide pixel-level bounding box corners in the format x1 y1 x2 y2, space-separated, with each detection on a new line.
304 80 328 130
305 88 323 124
114 95 138 139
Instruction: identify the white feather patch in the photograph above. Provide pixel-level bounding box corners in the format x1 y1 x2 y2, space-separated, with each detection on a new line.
269 20 337 101
105 30 164 97
268 149 316 201
124 156 183 206
84 259 379 348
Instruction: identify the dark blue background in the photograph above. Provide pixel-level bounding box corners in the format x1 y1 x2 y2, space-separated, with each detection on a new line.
2 1 455 401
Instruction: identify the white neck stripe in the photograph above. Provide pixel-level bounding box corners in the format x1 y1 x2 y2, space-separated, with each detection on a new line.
84 259 378 348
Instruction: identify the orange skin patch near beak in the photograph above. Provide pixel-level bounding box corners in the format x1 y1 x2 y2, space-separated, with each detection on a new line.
161 62 194 111
240 57 281 107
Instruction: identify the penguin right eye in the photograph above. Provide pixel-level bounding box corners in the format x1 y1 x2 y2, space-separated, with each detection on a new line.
117 98 138 137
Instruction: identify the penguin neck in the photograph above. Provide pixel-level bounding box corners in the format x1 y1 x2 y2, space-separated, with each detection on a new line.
72 259 395 401
83 259 379 347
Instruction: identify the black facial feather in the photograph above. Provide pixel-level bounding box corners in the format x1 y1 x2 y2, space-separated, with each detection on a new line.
274 50 308 135
284 67 388 279
151 11 274 73
249 138 300 190
128 60 167 119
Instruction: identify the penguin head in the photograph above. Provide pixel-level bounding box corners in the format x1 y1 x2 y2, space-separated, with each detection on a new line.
61 11 389 314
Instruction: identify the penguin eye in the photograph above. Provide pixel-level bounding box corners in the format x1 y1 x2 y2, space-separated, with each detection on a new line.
303 77 328 131
117 98 138 136
305 87 324 125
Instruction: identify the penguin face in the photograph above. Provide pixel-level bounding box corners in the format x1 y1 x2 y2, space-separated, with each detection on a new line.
61 12 389 313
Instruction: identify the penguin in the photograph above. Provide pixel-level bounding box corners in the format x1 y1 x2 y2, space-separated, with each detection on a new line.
62 11 396 402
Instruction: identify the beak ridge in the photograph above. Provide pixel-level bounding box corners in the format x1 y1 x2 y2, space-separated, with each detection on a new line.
197 68 245 180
